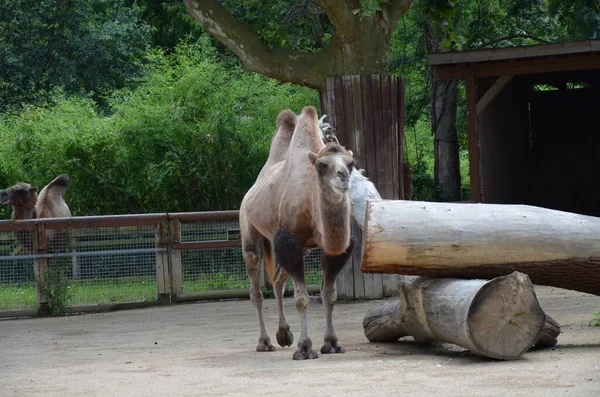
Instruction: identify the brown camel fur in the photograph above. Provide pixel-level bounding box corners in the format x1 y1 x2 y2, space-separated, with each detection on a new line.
240 106 355 360
0 174 71 254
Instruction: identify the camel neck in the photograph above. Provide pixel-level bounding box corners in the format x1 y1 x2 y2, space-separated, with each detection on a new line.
315 191 351 256
12 206 37 220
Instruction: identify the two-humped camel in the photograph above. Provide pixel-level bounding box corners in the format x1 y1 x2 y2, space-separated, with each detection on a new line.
0 174 71 254
240 106 355 360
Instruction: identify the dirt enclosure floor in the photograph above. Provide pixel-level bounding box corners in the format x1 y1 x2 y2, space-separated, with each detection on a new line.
1 286 599 397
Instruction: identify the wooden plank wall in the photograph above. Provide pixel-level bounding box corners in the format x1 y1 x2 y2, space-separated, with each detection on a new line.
320 74 406 300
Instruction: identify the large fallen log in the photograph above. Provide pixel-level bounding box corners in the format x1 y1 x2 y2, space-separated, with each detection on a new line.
363 272 558 360
360 200 600 295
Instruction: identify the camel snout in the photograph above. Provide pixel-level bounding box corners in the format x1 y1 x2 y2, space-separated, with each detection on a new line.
0 189 10 204
331 178 349 193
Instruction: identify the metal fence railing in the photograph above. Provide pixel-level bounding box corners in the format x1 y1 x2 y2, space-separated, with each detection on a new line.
0 211 325 318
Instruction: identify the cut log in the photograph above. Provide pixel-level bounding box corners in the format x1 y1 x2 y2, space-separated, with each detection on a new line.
535 314 560 348
349 169 382 226
360 200 600 295
363 272 554 360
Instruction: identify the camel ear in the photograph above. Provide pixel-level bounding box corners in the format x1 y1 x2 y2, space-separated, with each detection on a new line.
348 150 353 158
30 186 37 193
307 152 317 164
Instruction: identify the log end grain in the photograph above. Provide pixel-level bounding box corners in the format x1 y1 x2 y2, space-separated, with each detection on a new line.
467 271 545 360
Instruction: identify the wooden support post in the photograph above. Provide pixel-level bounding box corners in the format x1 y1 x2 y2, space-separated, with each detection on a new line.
363 272 553 360
70 228 80 280
465 68 482 202
34 222 50 316
169 218 183 300
155 217 170 304
361 200 600 296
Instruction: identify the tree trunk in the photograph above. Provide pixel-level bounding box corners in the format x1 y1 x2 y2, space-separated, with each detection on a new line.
425 21 461 201
319 75 406 200
363 272 552 360
432 79 460 200
360 200 600 295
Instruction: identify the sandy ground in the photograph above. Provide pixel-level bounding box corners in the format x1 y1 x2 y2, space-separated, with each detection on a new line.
1 286 599 397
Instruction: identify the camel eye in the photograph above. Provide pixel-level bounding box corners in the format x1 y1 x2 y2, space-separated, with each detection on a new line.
317 161 328 173
347 161 355 170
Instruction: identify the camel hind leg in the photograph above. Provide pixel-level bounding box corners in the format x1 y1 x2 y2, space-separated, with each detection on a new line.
272 265 293 347
320 237 355 354
242 227 275 352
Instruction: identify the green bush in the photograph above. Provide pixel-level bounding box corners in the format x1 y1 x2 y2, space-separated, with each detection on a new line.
0 37 318 216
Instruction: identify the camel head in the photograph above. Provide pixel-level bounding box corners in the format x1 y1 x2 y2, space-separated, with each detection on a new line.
308 142 355 196
0 182 38 210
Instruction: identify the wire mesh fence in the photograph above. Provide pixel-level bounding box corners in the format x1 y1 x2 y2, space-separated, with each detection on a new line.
178 219 323 294
67 225 159 306
0 230 37 310
0 212 329 316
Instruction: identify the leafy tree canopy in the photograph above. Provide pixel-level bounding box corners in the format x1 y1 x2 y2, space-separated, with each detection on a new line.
0 0 152 110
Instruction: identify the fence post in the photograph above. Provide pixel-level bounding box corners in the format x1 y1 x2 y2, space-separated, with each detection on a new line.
70 228 80 280
34 221 50 316
155 217 170 304
169 217 183 301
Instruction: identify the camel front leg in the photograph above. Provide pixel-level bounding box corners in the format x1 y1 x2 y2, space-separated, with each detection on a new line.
273 267 294 347
321 238 354 354
275 229 318 360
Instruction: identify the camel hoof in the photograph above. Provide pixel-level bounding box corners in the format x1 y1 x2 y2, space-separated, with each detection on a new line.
321 343 346 354
276 326 294 347
256 343 276 352
256 337 276 352
292 339 318 360
292 348 319 360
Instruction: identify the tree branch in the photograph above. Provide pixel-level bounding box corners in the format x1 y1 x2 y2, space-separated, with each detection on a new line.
381 0 412 27
184 0 335 89
317 0 357 37
475 34 553 50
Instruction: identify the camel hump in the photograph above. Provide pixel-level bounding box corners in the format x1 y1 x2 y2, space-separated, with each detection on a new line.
277 109 296 130
46 174 69 197
300 106 318 119
49 174 69 189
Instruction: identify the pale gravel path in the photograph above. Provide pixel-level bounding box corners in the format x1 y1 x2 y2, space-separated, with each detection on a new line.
1 286 599 397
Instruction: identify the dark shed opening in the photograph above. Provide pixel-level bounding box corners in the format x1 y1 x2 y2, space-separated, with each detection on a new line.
430 39 600 216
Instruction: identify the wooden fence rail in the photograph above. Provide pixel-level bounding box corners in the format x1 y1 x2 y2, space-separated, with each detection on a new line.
0 211 388 318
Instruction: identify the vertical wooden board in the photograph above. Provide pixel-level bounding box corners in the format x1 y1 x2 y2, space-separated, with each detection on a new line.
335 255 348 299
337 252 353 300
363 273 375 299
155 220 168 295
34 258 50 305
370 75 386 199
398 77 406 199
390 76 399 199
351 219 365 300
361 76 377 185
350 75 365 166
382 274 400 297
334 77 347 146
372 273 384 299
325 78 337 133
380 75 394 200
319 90 326 115
342 76 355 150
466 69 482 202
169 219 183 295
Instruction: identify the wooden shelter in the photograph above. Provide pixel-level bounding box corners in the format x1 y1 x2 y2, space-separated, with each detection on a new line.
430 39 600 216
